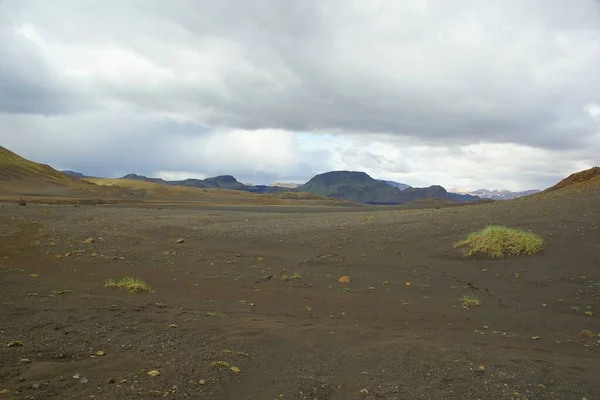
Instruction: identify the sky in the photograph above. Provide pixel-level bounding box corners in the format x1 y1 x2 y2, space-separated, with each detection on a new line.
1 0 599 191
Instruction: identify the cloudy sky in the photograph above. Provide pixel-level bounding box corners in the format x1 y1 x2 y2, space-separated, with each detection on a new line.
1 0 599 191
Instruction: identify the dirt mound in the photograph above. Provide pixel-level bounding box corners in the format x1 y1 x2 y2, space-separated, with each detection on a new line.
544 166 600 192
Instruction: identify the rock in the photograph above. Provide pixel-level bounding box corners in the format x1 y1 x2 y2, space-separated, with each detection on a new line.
580 330 594 338
107 378 116 384
80 377 88 384
7 340 24 347
147 370 160 377
95 351 105 356
532 336 542 340
338 276 352 283
82 237 94 244
584 311 593 316
359 388 369 397
176 239 185 244
199 379 206 385
477 365 485 372
18 200 26 206
73 374 81 379
20 359 31 363
405 282 411 287
0 389 9 395
230 366 241 373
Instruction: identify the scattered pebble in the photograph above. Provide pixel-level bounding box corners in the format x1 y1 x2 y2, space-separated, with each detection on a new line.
359 388 369 397
338 275 351 283
405 281 411 287
82 237 94 244
230 366 241 373
176 238 185 244
477 365 486 372
7 340 24 347
0 389 8 395
580 330 594 338
73 374 81 379
584 311 593 316
532 336 542 340
20 359 31 363
29 274 39 278
107 378 116 384
80 377 88 384
95 351 105 356
147 370 160 377
199 379 206 385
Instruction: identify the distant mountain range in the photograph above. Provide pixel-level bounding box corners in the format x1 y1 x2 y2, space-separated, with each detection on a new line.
295 171 479 204
59 169 480 205
448 188 541 200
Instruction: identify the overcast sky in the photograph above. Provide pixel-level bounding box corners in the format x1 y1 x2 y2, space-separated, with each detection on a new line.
1 0 599 191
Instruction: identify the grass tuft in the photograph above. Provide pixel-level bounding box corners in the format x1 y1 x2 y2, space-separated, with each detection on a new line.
460 294 482 308
454 225 544 258
105 277 154 294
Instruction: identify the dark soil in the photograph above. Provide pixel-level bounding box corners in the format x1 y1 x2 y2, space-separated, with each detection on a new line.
0 189 599 399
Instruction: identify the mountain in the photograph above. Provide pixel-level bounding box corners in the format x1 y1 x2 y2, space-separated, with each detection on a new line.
271 182 301 189
544 167 600 192
295 171 479 204
122 173 286 194
0 146 73 183
449 188 541 200
61 170 90 179
380 180 411 190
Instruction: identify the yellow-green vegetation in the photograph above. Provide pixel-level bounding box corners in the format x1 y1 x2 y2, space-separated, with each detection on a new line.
7 340 24 347
105 277 154 294
461 294 482 308
211 361 231 368
281 271 302 281
454 225 544 258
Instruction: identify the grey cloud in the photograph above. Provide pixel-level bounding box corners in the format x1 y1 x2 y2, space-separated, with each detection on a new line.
2 0 599 150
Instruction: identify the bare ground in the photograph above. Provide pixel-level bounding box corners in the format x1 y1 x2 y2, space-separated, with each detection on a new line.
0 191 599 399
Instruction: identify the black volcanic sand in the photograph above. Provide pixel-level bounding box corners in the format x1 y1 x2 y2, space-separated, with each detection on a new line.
0 192 598 399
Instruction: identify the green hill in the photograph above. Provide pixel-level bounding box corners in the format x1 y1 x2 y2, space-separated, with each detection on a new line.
0 146 72 182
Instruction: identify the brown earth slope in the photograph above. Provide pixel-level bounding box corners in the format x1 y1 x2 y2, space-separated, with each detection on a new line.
544 166 600 192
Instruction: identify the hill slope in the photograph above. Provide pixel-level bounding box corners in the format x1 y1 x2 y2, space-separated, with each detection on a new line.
295 171 479 204
544 167 600 192
0 146 73 182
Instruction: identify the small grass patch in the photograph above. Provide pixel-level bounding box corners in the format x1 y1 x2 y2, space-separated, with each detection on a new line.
281 271 302 281
454 225 544 258
211 361 231 369
105 277 154 294
461 294 482 308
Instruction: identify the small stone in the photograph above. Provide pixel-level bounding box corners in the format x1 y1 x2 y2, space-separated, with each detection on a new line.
80 377 88 384
532 336 542 340
199 379 206 385
31 384 39 389
107 378 116 384
338 275 351 283
230 366 241 373
29 274 39 278
0 389 8 395
147 370 160 377
584 311 593 316
477 365 485 372
176 239 185 244
73 374 81 379
82 237 94 244
95 351 105 356
537 384 546 389
579 330 594 338
20 359 31 363
169 324 178 328
359 388 369 397
405 281 411 287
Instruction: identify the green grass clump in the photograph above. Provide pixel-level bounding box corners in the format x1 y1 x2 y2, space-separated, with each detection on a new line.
460 294 482 308
105 277 154 294
454 225 544 258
